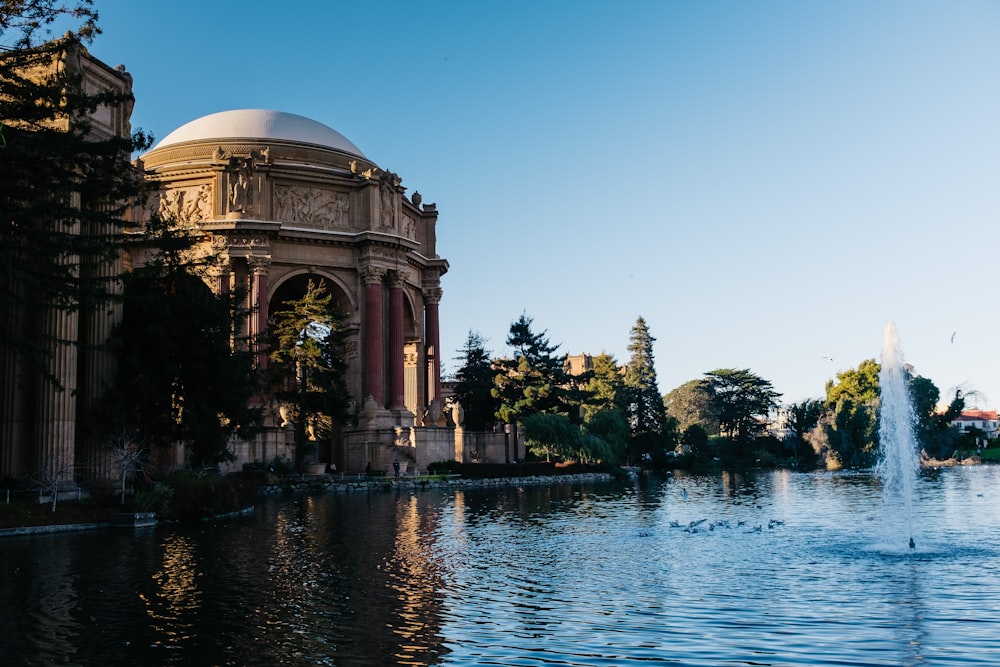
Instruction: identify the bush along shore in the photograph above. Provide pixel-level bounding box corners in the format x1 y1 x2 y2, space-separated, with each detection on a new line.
260 470 616 495
1 463 623 534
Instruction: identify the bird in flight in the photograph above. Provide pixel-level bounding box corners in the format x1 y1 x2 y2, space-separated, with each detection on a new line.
951 331 957 344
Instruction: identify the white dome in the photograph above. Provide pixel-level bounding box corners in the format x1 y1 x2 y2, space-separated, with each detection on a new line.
152 109 366 157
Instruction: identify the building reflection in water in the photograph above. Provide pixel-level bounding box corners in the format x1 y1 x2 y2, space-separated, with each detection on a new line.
245 491 451 665
384 492 449 664
140 533 202 648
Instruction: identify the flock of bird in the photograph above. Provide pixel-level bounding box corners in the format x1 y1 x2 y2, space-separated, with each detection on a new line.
667 488 786 534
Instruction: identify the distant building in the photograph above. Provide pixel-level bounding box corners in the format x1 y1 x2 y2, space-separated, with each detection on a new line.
950 410 998 441
565 353 594 376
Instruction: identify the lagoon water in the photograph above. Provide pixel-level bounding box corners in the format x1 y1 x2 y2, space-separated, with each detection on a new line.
2 465 1000 666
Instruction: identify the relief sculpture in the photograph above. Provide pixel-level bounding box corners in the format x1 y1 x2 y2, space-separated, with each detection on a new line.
402 214 416 240
158 184 212 224
274 184 350 229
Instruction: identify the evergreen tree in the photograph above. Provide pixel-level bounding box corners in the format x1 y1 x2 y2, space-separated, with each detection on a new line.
109 221 261 467
451 330 499 431
0 2 151 385
624 317 668 436
492 314 574 425
268 279 352 468
583 353 626 421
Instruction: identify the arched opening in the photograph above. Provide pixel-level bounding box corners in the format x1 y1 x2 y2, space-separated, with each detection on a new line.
266 273 354 471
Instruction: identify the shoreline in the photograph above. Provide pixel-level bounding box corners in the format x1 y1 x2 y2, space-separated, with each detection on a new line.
0 472 616 537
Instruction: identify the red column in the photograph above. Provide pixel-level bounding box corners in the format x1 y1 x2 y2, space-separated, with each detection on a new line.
423 286 443 404
362 266 385 406
388 271 406 410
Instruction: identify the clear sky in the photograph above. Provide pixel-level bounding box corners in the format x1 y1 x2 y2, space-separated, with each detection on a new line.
72 0 1000 408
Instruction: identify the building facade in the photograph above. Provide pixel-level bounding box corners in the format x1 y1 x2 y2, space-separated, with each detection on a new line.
0 42 135 484
2 42 454 482
138 109 452 475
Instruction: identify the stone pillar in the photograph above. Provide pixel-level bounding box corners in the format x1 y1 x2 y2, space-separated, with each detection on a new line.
361 266 385 406
215 258 232 296
75 217 124 481
387 271 406 410
249 256 270 371
33 192 82 484
35 297 79 484
423 285 443 405
0 275 26 478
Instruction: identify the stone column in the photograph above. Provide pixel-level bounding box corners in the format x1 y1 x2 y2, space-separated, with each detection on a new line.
75 217 124 481
214 257 232 296
387 271 406 410
249 256 270 370
35 296 79 484
32 191 82 484
361 266 385 406
423 286 443 405
0 274 26 478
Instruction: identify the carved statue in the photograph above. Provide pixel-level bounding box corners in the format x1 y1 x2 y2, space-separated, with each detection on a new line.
379 170 399 230
229 157 253 213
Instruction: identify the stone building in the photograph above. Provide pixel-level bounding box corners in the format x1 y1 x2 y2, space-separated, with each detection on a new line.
2 40 454 482
138 109 452 474
0 41 135 484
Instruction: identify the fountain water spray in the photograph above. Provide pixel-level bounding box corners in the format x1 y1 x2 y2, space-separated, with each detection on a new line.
875 321 919 549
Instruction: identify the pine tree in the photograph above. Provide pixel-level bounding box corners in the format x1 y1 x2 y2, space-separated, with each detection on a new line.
584 352 626 421
492 314 573 424
451 330 499 431
269 279 352 468
624 316 668 437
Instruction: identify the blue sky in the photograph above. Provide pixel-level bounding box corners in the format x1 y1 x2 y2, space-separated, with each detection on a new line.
77 1 1000 407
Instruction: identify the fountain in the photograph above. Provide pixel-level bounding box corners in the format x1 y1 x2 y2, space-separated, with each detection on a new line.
875 320 919 549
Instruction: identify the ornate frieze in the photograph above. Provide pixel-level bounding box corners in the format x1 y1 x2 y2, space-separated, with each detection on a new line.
401 213 416 240
273 184 350 229
157 183 212 224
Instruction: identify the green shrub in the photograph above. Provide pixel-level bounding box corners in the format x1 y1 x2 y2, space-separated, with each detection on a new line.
131 482 174 513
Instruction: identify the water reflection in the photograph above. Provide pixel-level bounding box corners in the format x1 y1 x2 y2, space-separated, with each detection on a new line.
142 534 201 647
3 467 1000 665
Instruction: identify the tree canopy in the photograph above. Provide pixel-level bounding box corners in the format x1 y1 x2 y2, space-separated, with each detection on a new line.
451 330 499 431
704 368 782 447
268 279 352 467
623 316 668 437
1 1 151 386
664 379 719 435
109 223 261 467
492 314 575 424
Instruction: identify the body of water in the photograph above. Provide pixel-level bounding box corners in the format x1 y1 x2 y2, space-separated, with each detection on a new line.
2 465 999 666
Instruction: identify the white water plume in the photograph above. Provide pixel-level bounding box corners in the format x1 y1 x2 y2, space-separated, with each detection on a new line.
875 320 920 549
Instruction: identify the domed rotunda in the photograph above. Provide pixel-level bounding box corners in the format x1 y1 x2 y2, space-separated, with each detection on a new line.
139 109 451 473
